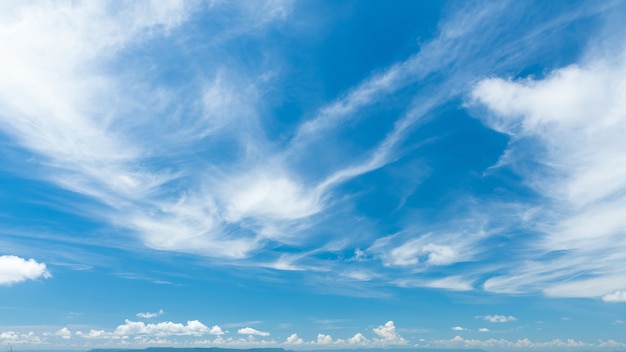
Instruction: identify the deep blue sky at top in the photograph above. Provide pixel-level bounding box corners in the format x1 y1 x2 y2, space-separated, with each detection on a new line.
1 0 626 350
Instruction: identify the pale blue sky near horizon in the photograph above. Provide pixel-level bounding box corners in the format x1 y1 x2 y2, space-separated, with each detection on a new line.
1 0 626 350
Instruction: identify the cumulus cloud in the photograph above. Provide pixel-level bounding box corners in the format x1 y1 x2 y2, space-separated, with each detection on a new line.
237 327 270 337
54 327 71 340
209 325 226 335
436 335 591 349
316 333 333 345
479 328 490 332
0 255 51 285
599 339 626 347
75 329 106 339
372 321 407 344
113 319 211 337
0 331 43 345
136 309 164 319
285 333 304 345
478 315 517 323
452 326 468 331
347 333 368 345
602 291 626 302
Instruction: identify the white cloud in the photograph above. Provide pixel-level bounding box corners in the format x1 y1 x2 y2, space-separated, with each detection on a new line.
436 335 592 349
209 325 226 335
372 234 465 268
425 275 475 291
347 332 368 345
136 309 164 319
599 339 626 347
75 329 106 339
602 291 626 302
0 255 51 285
54 327 71 340
452 326 468 331
316 333 333 345
113 319 211 337
223 171 321 222
237 327 270 337
479 315 517 323
479 328 490 332
0 331 43 345
372 321 407 345
472 46 626 298
285 333 304 345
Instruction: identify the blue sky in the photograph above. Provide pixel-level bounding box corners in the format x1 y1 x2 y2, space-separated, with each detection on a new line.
1 0 626 350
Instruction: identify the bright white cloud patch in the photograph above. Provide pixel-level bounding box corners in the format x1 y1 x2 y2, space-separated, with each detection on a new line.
237 327 270 337
113 319 210 337
452 326 469 331
372 321 407 344
472 48 626 299
285 333 304 345
0 255 51 285
479 315 517 323
136 309 164 318
54 327 71 340
602 291 626 302
209 325 226 335
316 333 333 345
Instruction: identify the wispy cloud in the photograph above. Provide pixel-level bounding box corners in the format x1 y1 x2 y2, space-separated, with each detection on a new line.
136 309 164 319
237 327 270 337
0 0 623 305
472 41 626 299
478 315 517 323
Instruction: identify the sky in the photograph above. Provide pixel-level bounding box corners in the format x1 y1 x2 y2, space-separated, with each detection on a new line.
1 0 626 350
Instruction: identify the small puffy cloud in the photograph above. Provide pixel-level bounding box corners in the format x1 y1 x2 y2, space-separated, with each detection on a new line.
373 321 407 344
136 309 164 319
316 333 333 345
0 255 51 285
478 314 517 323
55 327 71 340
285 333 304 345
348 332 368 345
478 328 490 332
602 291 626 302
452 326 468 331
237 327 270 337
75 329 106 339
209 325 226 335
